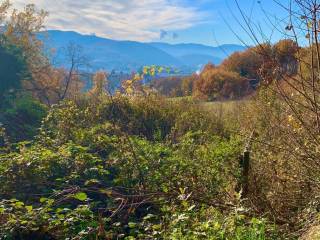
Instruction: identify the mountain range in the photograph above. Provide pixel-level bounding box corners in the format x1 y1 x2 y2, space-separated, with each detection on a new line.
40 30 246 73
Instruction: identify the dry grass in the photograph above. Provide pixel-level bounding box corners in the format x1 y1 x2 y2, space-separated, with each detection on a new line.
199 100 248 113
300 226 320 240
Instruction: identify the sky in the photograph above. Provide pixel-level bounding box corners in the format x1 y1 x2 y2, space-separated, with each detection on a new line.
11 0 290 46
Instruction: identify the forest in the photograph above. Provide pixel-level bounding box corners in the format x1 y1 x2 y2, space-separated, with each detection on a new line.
1 0 320 239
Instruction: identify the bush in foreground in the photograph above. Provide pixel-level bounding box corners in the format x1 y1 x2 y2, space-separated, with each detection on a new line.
0 96 280 239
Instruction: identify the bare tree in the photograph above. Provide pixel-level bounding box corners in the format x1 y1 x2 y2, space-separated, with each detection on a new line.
221 0 320 224
59 42 88 101
26 42 88 105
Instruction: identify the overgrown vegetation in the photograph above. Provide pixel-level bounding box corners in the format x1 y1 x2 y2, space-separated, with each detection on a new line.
0 96 279 239
2 0 320 239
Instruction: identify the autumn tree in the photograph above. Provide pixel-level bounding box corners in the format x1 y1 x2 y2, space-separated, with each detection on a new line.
0 0 10 23
121 66 169 96
194 67 249 101
273 39 299 76
0 1 40 99
3 2 49 83
222 40 298 83
181 74 199 96
150 76 184 97
0 1 52 102
24 42 86 105
0 2 87 105
29 67 83 105
0 1 49 142
150 73 199 98
58 43 86 100
89 71 108 97
221 47 264 79
227 0 320 223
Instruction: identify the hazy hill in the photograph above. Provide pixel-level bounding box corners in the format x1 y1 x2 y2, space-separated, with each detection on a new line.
149 42 245 59
40 30 245 73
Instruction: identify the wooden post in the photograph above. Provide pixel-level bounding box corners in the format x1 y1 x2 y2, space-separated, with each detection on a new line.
0 123 9 149
239 131 254 198
242 148 250 197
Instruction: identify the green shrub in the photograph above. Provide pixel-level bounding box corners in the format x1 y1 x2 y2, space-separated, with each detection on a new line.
0 95 280 239
0 95 47 142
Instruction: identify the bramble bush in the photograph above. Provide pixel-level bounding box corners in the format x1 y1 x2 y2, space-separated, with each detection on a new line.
0 95 280 239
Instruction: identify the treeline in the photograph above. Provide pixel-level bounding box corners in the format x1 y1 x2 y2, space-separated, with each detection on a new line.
151 39 298 100
0 2 115 143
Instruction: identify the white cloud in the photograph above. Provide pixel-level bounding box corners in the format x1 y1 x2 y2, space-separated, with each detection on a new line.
10 0 209 41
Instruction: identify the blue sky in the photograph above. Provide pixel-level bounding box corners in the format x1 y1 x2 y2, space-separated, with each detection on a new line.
11 0 289 46
166 0 289 46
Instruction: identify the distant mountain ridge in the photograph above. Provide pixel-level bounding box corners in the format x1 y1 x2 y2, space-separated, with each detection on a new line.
148 42 244 59
40 30 246 73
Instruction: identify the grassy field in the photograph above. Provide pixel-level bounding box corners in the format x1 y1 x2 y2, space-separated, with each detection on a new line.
200 100 247 112
168 96 248 115
167 97 249 134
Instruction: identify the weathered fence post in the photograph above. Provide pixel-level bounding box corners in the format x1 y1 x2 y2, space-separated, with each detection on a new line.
242 147 250 197
239 131 254 198
0 123 9 150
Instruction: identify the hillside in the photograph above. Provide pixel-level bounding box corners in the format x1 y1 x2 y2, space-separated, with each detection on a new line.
149 42 245 60
39 30 245 73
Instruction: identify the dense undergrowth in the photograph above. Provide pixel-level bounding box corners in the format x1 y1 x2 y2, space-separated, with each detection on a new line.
1 1 320 239
0 95 280 239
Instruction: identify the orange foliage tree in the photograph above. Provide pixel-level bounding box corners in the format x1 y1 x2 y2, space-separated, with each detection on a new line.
221 48 264 79
89 71 108 97
194 67 250 101
273 39 299 76
29 67 83 105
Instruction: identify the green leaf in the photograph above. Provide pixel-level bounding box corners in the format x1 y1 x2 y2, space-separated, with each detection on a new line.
128 222 137 228
85 179 100 186
40 197 48 203
14 201 24 208
162 186 169 193
152 224 162 230
143 214 155 220
99 189 113 196
73 192 88 201
26 205 33 212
